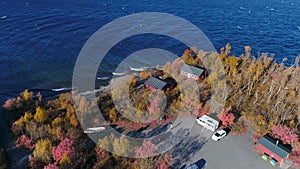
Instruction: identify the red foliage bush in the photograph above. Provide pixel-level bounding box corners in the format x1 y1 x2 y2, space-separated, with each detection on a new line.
218 109 235 127
52 137 74 162
134 140 156 158
3 97 22 110
15 134 34 150
44 163 59 169
29 156 39 169
289 143 300 168
271 125 298 144
157 153 173 169
11 121 22 135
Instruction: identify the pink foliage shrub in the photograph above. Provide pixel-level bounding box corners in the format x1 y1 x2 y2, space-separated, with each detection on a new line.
289 143 300 168
171 59 183 72
11 121 22 135
3 97 22 109
29 156 38 168
158 153 173 169
271 125 298 144
44 163 59 169
3 99 15 109
148 96 160 113
16 134 34 150
134 140 156 157
52 137 74 162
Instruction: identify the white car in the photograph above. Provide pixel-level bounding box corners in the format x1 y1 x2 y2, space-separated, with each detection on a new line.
211 129 227 141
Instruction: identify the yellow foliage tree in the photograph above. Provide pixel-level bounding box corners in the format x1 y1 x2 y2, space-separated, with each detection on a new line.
59 153 71 166
109 108 117 122
21 89 33 101
34 106 47 123
52 117 64 127
227 56 239 75
66 105 75 119
112 136 132 158
244 46 251 58
225 43 231 56
206 71 218 86
33 139 52 163
69 115 78 127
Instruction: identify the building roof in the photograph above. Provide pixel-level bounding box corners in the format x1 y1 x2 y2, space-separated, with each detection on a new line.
181 63 205 76
144 76 167 90
258 135 292 158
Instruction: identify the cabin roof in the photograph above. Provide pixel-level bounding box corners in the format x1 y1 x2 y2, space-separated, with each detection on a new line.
144 76 167 90
258 135 292 158
181 63 205 76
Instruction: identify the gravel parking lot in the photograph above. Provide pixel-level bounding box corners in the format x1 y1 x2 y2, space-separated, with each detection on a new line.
168 117 276 169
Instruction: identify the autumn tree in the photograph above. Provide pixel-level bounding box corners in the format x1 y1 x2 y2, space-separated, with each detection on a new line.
157 153 173 169
15 134 34 150
289 142 300 168
44 163 59 169
112 136 132 157
231 119 248 135
148 95 161 114
52 137 74 162
21 89 33 101
34 106 47 123
59 153 71 167
33 139 53 163
182 49 195 65
2 97 22 110
218 109 235 127
109 108 117 122
134 140 156 158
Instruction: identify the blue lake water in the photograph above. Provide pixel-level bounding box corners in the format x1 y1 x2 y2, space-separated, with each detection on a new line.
0 0 299 104
0 1 299 166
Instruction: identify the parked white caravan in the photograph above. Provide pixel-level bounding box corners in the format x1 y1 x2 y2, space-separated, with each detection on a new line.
196 115 219 131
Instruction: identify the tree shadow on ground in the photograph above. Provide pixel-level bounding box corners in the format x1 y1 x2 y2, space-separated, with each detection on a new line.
147 123 169 137
170 133 207 168
125 123 169 138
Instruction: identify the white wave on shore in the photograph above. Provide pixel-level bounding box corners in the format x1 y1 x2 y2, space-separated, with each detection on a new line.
97 76 110 80
112 72 126 76
129 66 149 71
51 87 73 92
